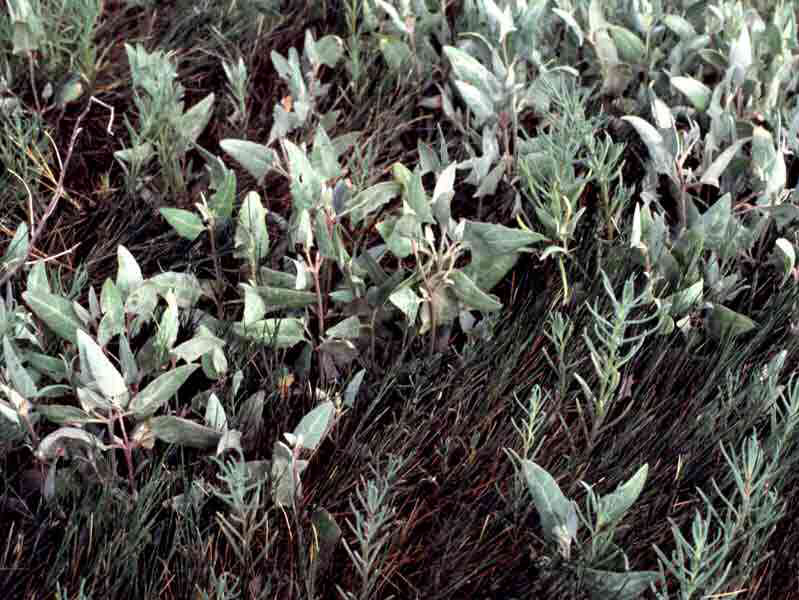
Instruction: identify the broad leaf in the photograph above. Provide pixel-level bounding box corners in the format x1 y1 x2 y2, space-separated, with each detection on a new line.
77 330 129 408
23 289 84 344
130 364 199 419
220 139 277 184
160 208 204 241
150 415 222 449
450 270 503 312
597 464 648 530
293 400 335 451
35 426 107 461
522 460 577 555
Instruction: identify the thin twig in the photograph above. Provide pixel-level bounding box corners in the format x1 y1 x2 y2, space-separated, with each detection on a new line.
1 98 106 287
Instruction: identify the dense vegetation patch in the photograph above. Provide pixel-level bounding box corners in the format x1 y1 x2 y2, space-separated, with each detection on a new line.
1 1 798 598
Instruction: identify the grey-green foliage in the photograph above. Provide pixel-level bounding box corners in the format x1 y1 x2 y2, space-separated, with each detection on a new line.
267 30 344 144
573 272 659 451
652 433 784 600
115 43 215 197
338 454 406 600
516 455 659 599
1 248 240 498
441 1 578 201
366 0 448 81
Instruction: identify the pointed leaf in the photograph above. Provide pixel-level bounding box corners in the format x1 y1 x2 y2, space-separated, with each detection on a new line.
293 400 334 451
450 270 503 312
160 208 204 242
670 76 711 111
116 245 143 300
220 139 277 184
522 460 575 547
77 330 129 408
130 364 199 419
180 93 214 146
150 415 222 448
700 138 749 188
597 464 648 530
23 289 84 344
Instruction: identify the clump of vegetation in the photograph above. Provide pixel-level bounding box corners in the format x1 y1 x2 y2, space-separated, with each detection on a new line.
1 0 798 598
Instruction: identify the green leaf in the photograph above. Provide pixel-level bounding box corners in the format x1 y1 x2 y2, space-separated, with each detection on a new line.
98 278 125 346
130 364 199 419
119 334 139 385
597 464 648 530
325 316 361 340
249 285 317 311
773 238 795 281
77 330 129 408
180 93 214 146
160 208 205 241
216 428 242 456
23 289 84 344
406 169 435 224
522 460 577 551
35 426 107 461
552 9 583 46
729 25 752 73
55 73 85 108
343 369 365 408
114 142 154 166
116 245 143 299
312 34 344 69
150 415 222 449
7 0 44 55
378 35 411 71
607 25 646 64
155 291 179 359
703 302 757 340
670 76 711 111
235 191 270 270
309 508 341 587
662 15 695 38
700 139 749 188
621 116 673 176
293 400 335 451
3 338 36 399
125 281 159 317
220 139 277 184
204 393 227 431
389 286 421 325
344 181 403 225
232 317 308 348
271 440 308 507
171 335 224 364
463 220 545 256
149 272 204 308
26 260 50 294
582 569 661 600
37 405 94 425
465 251 519 291
452 80 495 126
450 270 503 312
1 222 28 271
443 46 500 98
